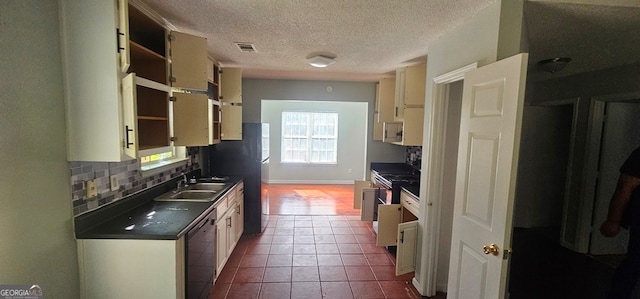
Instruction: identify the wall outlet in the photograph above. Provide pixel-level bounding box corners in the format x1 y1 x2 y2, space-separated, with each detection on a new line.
110 175 120 192
86 179 98 198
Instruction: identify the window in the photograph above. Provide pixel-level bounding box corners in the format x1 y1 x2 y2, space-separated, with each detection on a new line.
140 146 187 174
281 111 338 163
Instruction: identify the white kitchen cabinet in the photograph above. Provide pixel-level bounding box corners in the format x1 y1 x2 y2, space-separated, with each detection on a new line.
383 63 426 146
394 63 426 120
61 0 209 161
77 238 185 299
207 58 222 144
375 190 419 275
353 180 374 209
361 188 377 221
172 92 212 146
220 68 243 140
396 220 418 275
214 182 244 278
233 182 245 241
377 204 402 246
215 210 229 276
373 78 396 141
60 0 132 161
169 32 208 91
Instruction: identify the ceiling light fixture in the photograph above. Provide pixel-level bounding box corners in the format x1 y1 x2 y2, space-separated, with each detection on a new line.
538 57 571 73
307 55 336 68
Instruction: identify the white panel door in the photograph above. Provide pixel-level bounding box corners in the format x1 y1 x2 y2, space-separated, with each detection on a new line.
447 53 528 299
590 101 640 254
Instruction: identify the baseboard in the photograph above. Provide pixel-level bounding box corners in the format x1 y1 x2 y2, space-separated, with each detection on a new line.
266 180 355 185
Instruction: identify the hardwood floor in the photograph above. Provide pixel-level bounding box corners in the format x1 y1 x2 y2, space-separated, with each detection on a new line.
208 184 443 299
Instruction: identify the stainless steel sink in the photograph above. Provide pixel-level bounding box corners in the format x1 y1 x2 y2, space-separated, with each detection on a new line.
187 182 228 192
154 190 217 202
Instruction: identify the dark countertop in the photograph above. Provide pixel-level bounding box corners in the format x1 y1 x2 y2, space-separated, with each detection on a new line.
401 184 420 199
75 175 241 240
370 162 420 175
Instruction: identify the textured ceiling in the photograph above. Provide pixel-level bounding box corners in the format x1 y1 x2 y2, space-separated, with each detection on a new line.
138 0 640 82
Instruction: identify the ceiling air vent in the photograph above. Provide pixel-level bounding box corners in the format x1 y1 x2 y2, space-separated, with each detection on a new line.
235 42 257 53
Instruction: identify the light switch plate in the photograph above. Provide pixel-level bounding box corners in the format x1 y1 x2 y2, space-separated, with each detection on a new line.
86 179 98 198
110 175 120 192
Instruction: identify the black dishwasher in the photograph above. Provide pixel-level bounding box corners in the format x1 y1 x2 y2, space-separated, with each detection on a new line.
186 209 216 299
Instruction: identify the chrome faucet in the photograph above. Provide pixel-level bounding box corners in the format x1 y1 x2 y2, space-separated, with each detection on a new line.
176 173 188 192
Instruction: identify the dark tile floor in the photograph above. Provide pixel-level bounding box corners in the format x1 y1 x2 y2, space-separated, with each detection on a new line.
207 184 440 299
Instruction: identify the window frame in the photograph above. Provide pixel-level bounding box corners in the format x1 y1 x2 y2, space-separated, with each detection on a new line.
281 111 338 164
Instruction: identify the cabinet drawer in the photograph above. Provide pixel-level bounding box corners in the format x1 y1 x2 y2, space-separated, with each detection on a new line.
400 191 419 217
215 196 228 218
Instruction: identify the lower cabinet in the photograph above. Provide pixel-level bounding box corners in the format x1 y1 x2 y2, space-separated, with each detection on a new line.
354 180 376 221
77 238 185 299
376 190 419 276
214 181 244 278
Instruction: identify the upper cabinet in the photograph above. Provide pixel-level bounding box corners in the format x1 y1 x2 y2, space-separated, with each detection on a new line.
394 63 426 120
220 68 243 140
61 0 210 161
60 0 133 161
382 63 426 146
373 78 395 141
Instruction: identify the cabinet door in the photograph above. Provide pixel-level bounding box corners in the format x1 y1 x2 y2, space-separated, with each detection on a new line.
353 181 373 209
215 217 228 276
60 0 126 161
377 204 401 246
397 107 424 146
225 209 237 257
122 73 139 159
117 0 130 72
383 121 403 143
220 68 242 103
373 83 383 141
404 63 426 106
169 31 208 91
373 78 396 141
221 105 243 140
396 220 418 275
233 197 244 243
361 188 376 221
394 69 406 120
173 93 210 146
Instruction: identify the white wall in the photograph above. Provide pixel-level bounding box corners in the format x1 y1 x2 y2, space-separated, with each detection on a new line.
417 0 526 294
0 1 79 297
262 100 368 183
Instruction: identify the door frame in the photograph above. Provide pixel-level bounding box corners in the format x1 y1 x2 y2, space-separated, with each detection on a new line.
578 91 640 253
526 98 580 251
415 62 477 295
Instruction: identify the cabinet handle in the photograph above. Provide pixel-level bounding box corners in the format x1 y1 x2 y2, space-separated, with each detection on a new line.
400 231 404 243
237 205 241 214
227 217 232 227
125 125 134 148
395 107 398 117
116 28 125 52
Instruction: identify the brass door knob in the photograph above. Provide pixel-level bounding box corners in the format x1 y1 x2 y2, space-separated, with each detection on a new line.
483 243 500 256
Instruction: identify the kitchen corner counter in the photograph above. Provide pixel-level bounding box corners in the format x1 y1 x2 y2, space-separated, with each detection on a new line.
401 184 420 199
75 176 242 240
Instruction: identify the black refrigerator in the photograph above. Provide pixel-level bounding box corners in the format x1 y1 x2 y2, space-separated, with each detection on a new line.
206 123 269 235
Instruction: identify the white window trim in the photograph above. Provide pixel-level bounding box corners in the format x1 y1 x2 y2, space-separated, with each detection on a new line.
281 111 338 164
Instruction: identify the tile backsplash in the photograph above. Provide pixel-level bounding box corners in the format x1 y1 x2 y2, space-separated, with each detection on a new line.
406 146 422 169
69 147 200 216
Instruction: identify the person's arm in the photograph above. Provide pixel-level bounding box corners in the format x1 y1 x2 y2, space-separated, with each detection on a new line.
600 173 640 237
